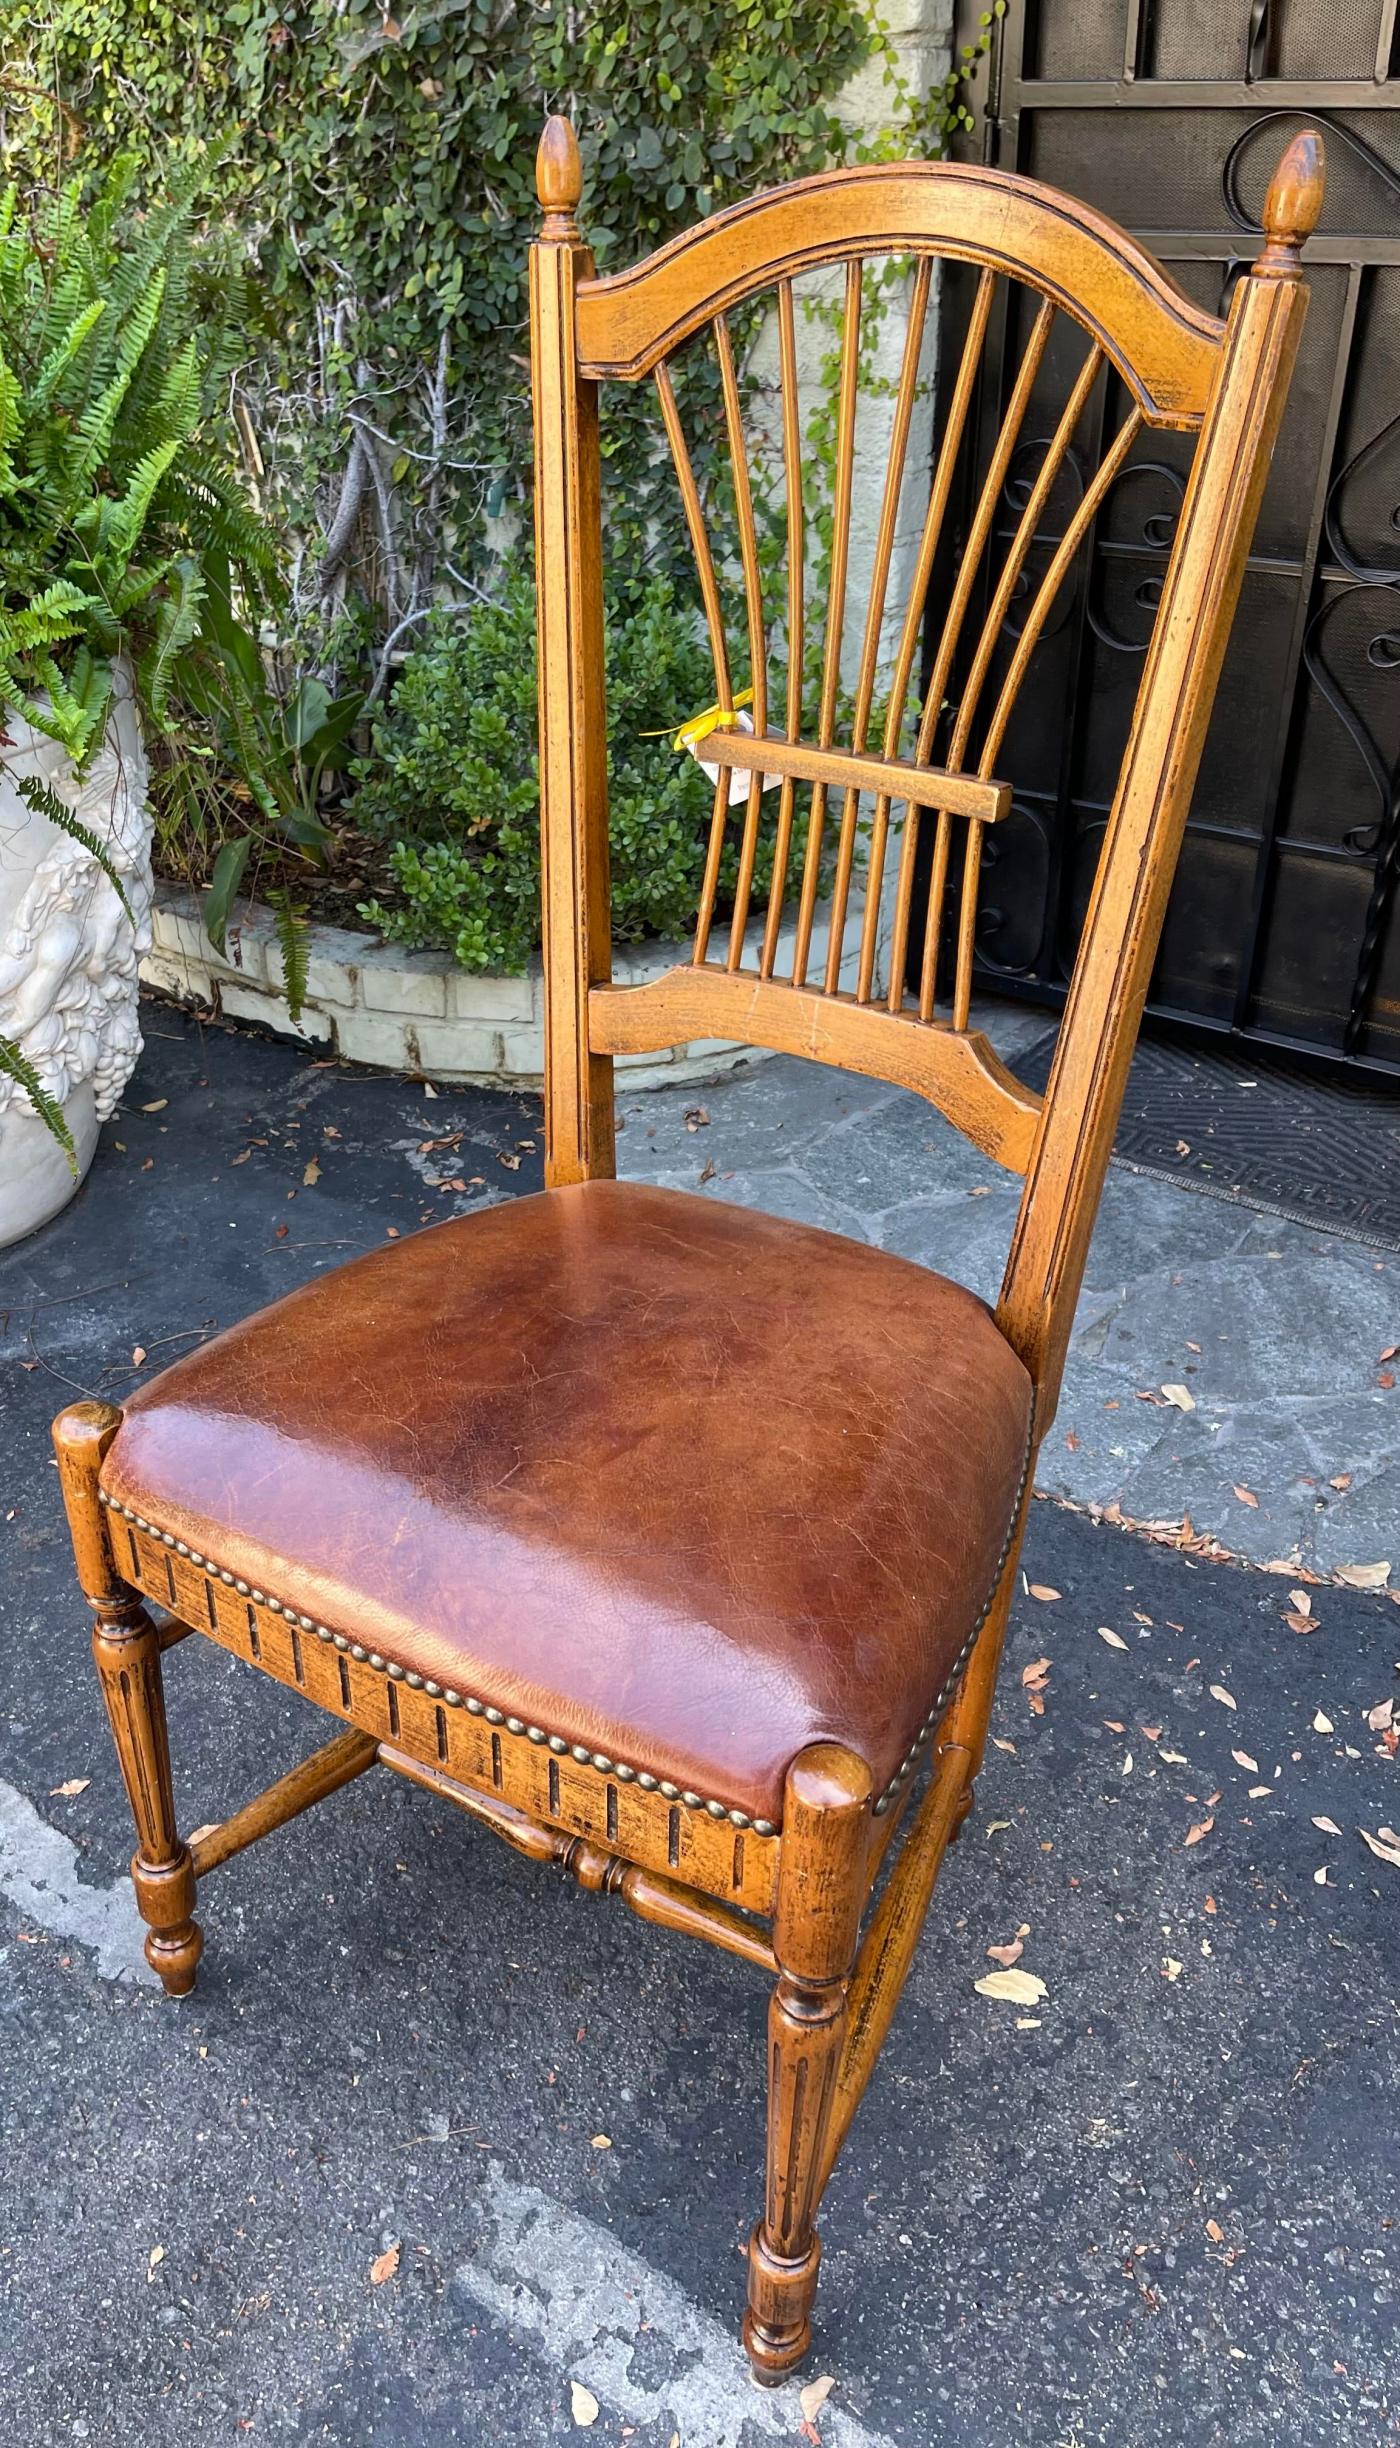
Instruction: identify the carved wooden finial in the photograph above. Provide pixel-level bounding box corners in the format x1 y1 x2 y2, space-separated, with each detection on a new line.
1256 128 1325 276
536 115 582 235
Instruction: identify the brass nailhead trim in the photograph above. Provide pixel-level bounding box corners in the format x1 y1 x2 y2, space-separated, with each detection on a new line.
870 1423 1035 1817
97 1489 776 1837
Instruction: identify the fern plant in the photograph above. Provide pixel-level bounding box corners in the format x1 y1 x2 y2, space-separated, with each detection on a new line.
0 152 295 1143
0 152 273 763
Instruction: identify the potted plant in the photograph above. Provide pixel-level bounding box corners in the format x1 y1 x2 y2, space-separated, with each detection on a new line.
0 155 274 1244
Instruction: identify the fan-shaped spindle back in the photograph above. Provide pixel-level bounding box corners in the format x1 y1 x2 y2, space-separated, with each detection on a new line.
653 261 1139 1031
537 116 1324 1412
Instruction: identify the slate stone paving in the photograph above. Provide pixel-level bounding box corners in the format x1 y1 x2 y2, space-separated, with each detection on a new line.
618 1023 1400 1582
1 998 1396 2447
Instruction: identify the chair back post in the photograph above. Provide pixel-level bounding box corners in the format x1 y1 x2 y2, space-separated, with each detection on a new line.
530 115 616 1186
996 131 1324 1431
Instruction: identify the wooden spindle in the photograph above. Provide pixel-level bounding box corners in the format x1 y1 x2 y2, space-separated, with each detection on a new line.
656 359 737 966
825 256 933 996
947 404 1143 1031
693 767 735 967
656 358 733 715
976 407 1143 784
761 278 806 979
881 268 996 1012
792 257 862 988
715 314 770 967
946 342 1104 782
911 294 1055 1021
928 341 1105 1034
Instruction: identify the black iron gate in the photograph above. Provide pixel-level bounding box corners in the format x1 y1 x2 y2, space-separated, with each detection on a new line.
931 0 1400 1071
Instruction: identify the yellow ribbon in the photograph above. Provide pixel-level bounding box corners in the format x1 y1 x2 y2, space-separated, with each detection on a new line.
640 688 754 753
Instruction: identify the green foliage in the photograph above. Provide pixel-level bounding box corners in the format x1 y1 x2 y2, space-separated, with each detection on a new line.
9 0 890 626
267 886 310 1022
0 1030 77 1167
0 152 273 762
162 553 362 877
351 568 773 972
14 773 133 918
6 0 1000 1000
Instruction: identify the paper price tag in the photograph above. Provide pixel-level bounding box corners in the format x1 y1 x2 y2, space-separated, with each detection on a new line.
690 709 782 805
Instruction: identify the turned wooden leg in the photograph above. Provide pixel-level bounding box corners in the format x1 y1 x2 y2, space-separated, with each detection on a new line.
53 1402 203 1997
744 1744 872 2385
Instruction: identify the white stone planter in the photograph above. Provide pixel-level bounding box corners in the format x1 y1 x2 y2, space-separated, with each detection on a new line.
0 669 154 1247
141 886 765 1092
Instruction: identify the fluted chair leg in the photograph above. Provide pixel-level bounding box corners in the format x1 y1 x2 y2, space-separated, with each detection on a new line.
53 1402 203 1996
743 1743 872 2383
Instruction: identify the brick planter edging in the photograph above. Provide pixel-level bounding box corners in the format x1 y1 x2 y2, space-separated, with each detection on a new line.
140 884 760 1091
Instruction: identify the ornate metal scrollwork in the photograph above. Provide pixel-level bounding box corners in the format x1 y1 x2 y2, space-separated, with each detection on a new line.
1298 404 1400 1049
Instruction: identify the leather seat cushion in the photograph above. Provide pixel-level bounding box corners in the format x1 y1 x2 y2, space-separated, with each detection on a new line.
102 1180 1032 1826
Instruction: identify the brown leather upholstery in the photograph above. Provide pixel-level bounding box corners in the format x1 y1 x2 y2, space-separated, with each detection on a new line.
101 1181 1031 1825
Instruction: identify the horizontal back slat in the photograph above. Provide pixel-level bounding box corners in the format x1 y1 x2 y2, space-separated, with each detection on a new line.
701 731 1011 826
589 970 1043 1173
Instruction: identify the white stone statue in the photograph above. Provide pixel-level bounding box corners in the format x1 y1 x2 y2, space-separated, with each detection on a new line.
0 665 154 1245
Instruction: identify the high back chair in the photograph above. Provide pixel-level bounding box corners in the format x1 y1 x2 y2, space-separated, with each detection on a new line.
54 121 1322 2382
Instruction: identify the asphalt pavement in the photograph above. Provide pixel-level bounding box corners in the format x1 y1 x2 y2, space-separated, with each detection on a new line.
2 1001 1396 2447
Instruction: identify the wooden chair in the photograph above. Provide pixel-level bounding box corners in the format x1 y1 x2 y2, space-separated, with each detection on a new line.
54 121 1323 2381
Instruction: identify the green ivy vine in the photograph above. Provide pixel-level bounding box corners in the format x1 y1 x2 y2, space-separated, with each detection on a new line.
6 1 999 671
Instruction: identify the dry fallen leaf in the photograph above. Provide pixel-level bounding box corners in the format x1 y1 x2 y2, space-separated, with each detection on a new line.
1028 1584 1061 1603
1290 1589 1312 1617
1314 1866 1330 1885
1205 2218 1225 2243
497 1151 521 1171
799 2376 836 2422
140 1098 168 1113
1330 1472 1352 1492
1161 1382 1196 1411
1161 1957 1184 1981
1184 1815 1215 1848
1312 1710 1334 1734
1336 1561 1391 1590
1248 1783 1271 1799
303 1157 321 1186
131 1344 147 1367
975 1967 1048 2005
986 1939 1024 1967
1231 1749 1259 1773
1159 1747 1189 1765
570 2381 600 2428
1367 1698 1394 1731
991 1736 1017 1754
369 2242 400 2285
589 2133 612 2150
1021 1656 1052 1687
1359 1827 1400 1871
1232 1485 1259 1508
1209 1684 1237 1711
49 1776 91 1798
1312 1815 1342 1836
1097 1626 1129 1651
